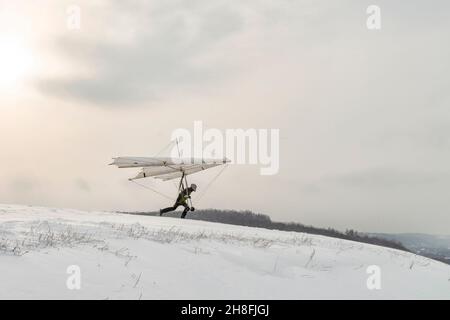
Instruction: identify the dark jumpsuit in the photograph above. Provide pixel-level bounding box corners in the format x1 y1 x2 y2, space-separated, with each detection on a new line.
160 187 194 218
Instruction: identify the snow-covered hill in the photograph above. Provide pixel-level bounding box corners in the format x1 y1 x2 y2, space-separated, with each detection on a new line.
0 204 448 299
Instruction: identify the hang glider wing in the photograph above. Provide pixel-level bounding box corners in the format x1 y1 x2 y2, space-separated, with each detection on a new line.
110 157 229 181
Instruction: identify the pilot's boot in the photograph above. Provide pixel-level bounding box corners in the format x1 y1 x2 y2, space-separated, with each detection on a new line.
181 207 189 219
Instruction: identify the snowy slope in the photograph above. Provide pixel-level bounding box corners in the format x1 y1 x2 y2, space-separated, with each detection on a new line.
0 204 448 300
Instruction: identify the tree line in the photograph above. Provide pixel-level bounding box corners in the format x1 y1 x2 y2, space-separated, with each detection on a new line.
124 209 409 252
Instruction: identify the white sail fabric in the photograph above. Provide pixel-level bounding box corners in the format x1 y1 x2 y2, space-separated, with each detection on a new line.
110 157 229 181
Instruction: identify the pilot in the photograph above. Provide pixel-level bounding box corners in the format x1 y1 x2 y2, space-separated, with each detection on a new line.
160 184 197 219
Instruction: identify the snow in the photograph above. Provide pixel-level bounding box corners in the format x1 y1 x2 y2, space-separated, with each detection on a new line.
0 204 448 299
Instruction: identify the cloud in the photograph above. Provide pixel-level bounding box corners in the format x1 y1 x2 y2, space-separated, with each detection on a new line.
36 1 244 107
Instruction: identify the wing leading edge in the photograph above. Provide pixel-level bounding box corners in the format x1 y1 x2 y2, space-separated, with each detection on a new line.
110 157 229 181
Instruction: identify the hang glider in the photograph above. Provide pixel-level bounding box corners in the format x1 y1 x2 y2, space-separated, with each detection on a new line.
109 157 230 181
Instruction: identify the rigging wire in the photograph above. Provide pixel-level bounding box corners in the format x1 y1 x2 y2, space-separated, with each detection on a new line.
154 140 176 157
129 179 174 201
194 164 229 204
130 164 229 204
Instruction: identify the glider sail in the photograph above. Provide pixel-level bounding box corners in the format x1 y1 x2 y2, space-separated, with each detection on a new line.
110 157 229 181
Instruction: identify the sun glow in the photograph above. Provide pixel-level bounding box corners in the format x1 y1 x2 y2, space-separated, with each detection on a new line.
0 35 34 90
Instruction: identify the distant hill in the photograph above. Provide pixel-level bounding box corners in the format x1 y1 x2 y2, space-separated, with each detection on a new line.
367 233 450 265
122 209 410 253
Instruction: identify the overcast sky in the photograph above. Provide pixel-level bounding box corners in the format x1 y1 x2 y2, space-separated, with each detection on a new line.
0 0 449 234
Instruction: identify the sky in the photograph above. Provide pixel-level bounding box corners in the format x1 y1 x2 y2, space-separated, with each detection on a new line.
0 0 449 234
